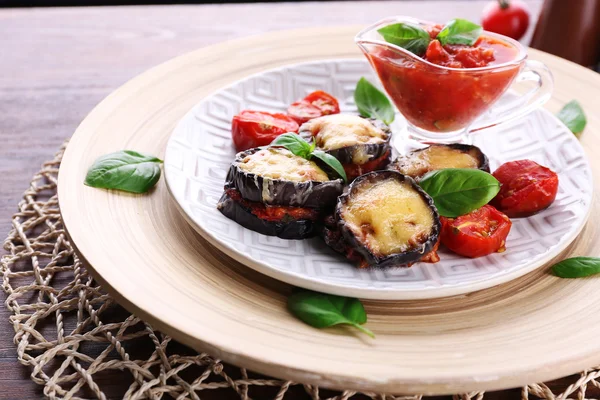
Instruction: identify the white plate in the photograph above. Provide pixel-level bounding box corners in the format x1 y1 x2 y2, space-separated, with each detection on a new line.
164 58 593 300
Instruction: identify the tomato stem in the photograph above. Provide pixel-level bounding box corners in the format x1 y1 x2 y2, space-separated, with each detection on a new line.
497 0 510 9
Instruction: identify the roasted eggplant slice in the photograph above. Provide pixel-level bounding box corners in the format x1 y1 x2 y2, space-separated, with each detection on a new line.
226 147 344 208
299 114 392 180
389 144 489 180
331 170 441 268
217 189 318 239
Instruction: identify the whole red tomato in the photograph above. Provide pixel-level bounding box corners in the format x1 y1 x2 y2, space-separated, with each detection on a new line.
440 205 512 258
231 110 299 152
491 159 559 217
482 0 530 41
287 90 340 124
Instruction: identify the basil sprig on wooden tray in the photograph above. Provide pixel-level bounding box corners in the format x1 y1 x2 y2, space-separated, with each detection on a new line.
552 257 600 278
288 290 374 338
270 133 347 182
377 18 483 56
85 150 163 193
557 100 587 135
354 77 395 125
419 168 501 218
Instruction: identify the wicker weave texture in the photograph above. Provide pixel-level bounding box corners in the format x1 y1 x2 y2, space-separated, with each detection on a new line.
2 144 600 400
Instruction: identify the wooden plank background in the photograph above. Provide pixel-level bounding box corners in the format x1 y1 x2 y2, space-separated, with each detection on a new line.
0 2 550 398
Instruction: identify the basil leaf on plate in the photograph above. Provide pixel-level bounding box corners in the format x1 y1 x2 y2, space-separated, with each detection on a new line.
311 150 348 183
84 150 163 194
552 257 600 278
270 134 347 182
271 133 312 158
557 100 587 135
437 18 483 46
419 168 500 218
377 22 431 56
354 77 395 125
288 290 374 338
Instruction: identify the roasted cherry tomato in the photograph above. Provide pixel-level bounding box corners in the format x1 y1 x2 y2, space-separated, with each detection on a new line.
440 205 512 258
287 90 340 124
231 110 299 152
491 159 559 217
482 0 530 41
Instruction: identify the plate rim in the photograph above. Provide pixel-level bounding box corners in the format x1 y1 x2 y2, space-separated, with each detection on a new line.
164 57 594 300
55 27 600 395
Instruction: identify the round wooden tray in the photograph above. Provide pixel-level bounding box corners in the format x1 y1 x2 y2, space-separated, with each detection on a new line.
58 26 600 395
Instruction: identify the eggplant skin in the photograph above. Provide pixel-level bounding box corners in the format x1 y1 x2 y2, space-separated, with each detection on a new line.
217 192 317 240
299 117 392 166
335 170 441 268
227 148 344 209
389 144 490 180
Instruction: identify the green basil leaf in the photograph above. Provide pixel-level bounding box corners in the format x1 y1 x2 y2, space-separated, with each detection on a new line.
270 134 346 182
354 77 395 125
270 133 311 158
552 257 600 278
377 22 430 56
557 100 587 135
419 168 500 217
437 18 482 46
310 150 348 183
288 290 374 338
84 150 163 194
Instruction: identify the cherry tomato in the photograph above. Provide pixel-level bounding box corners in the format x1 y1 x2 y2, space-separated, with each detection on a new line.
440 205 512 258
491 159 559 218
231 110 299 152
287 90 340 124
482 0 530 41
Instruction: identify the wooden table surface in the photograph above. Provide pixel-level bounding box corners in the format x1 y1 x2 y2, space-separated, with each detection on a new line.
0 1 561 399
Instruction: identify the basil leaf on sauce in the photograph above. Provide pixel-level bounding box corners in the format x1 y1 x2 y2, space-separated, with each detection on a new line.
288 289 374 338
377 22 431 56
354 77 395 125
419 168 500 218
270 133 312 158
270 133 347 182
84 150 163 194
437 18 483 46
557 100 587 135
552 257 600 278
311 150 348 183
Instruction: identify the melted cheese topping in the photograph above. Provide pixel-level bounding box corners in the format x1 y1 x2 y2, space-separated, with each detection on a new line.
397 145 480 178
239 148 329 182
305 114 386 151
341 179 434 257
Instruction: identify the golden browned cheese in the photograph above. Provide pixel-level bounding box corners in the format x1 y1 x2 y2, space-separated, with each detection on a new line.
395 145 480 178
341 179 434 257
239 148 329 182
305 114 386 151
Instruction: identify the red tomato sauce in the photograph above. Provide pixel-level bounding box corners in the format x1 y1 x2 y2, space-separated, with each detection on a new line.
423 24 516 68
226 189 319 222
369 27 521 133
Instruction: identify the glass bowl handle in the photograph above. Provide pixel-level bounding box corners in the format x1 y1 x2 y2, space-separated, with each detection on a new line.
470 60 554 133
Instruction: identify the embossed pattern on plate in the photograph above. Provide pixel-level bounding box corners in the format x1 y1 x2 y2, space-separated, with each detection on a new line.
164 59 593 300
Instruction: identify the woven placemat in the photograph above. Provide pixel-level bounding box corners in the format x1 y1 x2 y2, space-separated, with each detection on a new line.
2 143 600 400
